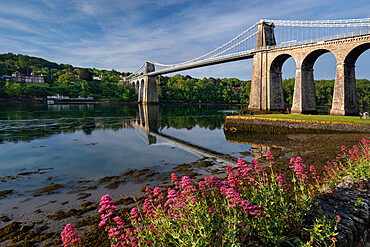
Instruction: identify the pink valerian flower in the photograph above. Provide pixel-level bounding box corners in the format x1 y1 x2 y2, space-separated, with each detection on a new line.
153 187 164 202
242 201 263 216
349 145 360 163
98 194 117 227
289 157 308 181
237 157 248 169
145 186 153 197
209 207 214 214
236 158 254 179
227 165 234 174
130 207 141 223
221 187 246 208
164 189 184 212
198 181 206 191
171 173 179 185
276 174 287 187
266 151 274 165
113 216 125 229
61 224 81 247
142 199 155 218
108 227 121 241
204 176 222 190
130 237 138 247
227 172 239 188
179 176 197 202
336 215 341 222
251 159 260 170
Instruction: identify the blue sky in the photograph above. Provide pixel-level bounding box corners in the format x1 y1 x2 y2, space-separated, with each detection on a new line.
0 0 369 80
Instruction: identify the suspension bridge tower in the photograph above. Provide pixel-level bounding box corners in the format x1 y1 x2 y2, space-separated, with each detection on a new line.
248 21 286 111
130 62 158 104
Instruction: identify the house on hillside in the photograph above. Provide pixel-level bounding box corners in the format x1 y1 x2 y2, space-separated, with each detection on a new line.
12 71 44 83
0 75 14 81
93 75 102 80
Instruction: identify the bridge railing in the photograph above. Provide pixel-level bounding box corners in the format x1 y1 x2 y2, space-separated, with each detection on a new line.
272 28 370 49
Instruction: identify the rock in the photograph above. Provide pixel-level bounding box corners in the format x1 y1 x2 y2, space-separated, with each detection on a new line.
307 178 370 247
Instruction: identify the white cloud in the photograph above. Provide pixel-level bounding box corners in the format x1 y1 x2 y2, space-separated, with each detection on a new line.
0 0 368 80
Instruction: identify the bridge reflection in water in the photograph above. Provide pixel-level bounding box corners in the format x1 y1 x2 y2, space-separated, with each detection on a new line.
130 104 237 166
130 104 285 166
223 131 286 161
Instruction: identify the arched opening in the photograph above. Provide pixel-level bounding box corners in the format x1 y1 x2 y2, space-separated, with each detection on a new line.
350 44 370 110
293 49 335 114
139 79 145 103
312 51 337 113
135 81 139 94
332 43 370 115
269 54 296 110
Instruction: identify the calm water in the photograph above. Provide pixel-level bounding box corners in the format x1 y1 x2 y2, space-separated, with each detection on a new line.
0 103 257 196
1 103 369 198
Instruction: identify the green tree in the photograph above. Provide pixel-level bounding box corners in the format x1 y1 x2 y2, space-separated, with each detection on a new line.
58 72 76 85
78 68 92 81
5 81 22 96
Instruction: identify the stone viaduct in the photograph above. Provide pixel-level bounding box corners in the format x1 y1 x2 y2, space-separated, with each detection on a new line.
130 21 370 115
249 22 370 115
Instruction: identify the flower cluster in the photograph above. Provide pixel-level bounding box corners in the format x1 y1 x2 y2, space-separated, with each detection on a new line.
61 224 81 247
61 138 370 246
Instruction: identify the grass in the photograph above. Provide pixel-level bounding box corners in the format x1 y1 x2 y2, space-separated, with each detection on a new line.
255 114 370 124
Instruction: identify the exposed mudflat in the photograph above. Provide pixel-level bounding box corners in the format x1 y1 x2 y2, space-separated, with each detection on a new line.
0 158 228 246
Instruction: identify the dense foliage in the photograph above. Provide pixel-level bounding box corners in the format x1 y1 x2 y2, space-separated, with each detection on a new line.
158 75 251 103
0 53 135 100
0 53 369 106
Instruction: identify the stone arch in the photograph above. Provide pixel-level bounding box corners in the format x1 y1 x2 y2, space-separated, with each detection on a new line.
135 81 139 94
139 79 145 103
301 49 335 70
331 43 370 115
291 49 337 114
269 54 295 110
344 43 370 65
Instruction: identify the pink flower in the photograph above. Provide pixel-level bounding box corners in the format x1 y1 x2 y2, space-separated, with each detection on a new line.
289 157 307 181
227 166 233 174
61 224 81 247
209 207 214 214
198 181 206 191
237 158 248 168
130 207 140 223
276 174 287 187
266 151 274 160
98 194 117 227
171 173 179 184
336 215 341 222
153 187 164 201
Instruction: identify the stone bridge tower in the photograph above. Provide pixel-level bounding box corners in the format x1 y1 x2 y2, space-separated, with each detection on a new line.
248 21 285 111
130 62 158 104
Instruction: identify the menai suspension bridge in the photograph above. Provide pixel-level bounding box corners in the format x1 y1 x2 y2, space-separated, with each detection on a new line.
128 18 370 115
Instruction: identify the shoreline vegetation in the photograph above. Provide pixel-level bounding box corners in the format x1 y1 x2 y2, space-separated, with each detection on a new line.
61 138 370 246
0 53 369 107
